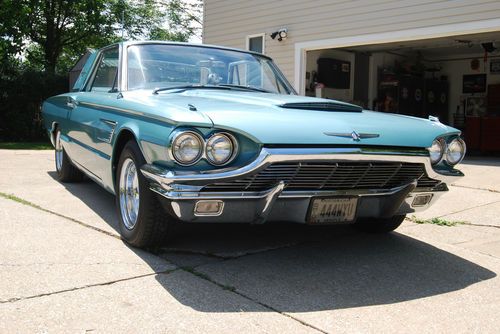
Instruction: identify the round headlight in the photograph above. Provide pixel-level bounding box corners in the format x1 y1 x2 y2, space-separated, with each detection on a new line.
445 137 466 165
428 139 444 165
171 131 203 165
206 133 236 165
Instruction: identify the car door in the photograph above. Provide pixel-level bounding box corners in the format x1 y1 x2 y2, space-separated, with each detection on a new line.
66 46 120 182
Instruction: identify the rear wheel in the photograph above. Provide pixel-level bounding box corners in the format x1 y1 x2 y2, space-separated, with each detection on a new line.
352 215 406 233
115 140 174 248
55 130 84 182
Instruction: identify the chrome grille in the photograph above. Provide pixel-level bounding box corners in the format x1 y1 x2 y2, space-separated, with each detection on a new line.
201 162 440 192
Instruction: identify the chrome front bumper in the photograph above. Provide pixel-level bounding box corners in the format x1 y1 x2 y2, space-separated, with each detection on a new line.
140 147 463 223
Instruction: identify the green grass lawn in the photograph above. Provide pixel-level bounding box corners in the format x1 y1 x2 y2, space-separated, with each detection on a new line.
0 142 53 150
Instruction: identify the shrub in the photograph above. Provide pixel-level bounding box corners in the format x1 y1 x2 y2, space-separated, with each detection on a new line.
0 68 68 142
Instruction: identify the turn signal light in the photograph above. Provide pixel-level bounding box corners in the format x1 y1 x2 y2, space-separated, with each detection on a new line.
194 200 224 216
412 194 433 207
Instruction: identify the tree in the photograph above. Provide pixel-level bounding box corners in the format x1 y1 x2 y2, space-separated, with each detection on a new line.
0 0 203 74
164 0 203 41
0 0 203 142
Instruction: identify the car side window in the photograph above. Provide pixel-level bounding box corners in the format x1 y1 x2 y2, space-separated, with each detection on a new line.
90 48 119 92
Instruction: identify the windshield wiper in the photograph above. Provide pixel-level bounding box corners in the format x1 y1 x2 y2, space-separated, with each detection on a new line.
152 84 273 95
152 85 233 95
218 84 272 93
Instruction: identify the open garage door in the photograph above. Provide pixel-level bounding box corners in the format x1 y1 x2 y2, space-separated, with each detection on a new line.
303 31 500 154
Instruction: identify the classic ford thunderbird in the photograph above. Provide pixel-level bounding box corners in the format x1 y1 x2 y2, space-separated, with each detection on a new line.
42 41 465 247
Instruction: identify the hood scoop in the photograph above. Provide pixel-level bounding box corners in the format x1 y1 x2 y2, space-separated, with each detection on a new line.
278 102 363 112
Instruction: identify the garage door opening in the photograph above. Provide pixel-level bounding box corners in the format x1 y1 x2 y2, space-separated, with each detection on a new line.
304 31 500 154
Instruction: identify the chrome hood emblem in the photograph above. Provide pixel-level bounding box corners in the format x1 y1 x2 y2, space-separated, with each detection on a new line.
324 131 380 141
351 131 361 141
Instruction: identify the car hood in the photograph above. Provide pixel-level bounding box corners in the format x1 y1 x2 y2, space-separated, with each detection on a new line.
135 90 458 148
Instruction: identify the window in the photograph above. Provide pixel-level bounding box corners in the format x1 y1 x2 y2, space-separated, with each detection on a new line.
90 47 119 92
247 34 265 54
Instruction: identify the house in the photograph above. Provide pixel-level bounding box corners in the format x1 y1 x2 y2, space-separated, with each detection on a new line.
203 0 500 152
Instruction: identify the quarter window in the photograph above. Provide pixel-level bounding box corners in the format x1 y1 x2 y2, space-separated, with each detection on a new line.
90 47 119 92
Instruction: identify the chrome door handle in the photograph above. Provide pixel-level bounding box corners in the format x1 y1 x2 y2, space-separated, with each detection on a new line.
66 98 77 109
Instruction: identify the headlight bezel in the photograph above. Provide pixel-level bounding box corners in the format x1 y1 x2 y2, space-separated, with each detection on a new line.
444 137 466 166
169 129 239 167
205 132 238 166
428 138 445 165
428 135 466 167
170 130 204 166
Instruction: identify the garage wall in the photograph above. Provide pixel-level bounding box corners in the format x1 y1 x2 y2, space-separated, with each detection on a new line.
204 0 500 86
304 50 404 106
368 52 406 107
305 49 355 101
438 54 500 123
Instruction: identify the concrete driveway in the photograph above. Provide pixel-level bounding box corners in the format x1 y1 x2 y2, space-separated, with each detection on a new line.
0 149 499 333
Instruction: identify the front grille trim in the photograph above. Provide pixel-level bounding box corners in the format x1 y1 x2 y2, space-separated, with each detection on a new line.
201 161 440 192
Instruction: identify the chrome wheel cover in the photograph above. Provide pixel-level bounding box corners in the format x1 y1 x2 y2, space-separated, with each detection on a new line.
119 158 140 230
55 131 63 172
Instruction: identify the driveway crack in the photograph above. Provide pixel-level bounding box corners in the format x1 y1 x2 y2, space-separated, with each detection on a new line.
160 241 311 262
434 199 500 223
0 191 120 239
179 266 328 334
451 184 500 193
0 269 177 304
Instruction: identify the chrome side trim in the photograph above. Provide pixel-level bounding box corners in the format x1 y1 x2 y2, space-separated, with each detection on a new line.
78 101 175 125
97 119 117 143
141 147 463 188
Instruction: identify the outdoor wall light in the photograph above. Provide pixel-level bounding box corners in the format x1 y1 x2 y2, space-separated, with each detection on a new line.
271 28 288 41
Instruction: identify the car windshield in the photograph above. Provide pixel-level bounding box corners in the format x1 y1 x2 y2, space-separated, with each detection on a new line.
127 44 295 94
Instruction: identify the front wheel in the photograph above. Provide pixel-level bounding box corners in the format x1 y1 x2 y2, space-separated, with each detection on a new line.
352 215 406 233
115 140 173 248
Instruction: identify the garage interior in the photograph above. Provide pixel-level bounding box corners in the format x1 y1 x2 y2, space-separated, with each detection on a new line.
305 31 500 154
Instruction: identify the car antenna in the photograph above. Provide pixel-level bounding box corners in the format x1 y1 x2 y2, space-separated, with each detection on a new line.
120 0 125 40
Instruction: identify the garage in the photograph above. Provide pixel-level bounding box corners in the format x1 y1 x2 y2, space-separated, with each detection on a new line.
304 31 500 154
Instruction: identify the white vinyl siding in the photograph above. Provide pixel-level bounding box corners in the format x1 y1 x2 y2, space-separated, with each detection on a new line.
204 0 500 86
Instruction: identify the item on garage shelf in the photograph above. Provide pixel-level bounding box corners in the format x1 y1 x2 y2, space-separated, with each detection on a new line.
425 80 449 124
466 97 487 117
317 58 350 89
399 76 424 118
470 58 480 71
463 74 487 93
487 84 500 115
490 59 500 75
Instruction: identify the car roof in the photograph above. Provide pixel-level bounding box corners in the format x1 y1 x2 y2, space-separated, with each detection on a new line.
99 40 273 60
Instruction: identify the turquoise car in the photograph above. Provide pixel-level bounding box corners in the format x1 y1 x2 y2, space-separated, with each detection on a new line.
42 41 465 248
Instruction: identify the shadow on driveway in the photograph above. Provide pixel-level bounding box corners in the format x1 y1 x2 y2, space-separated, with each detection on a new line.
47 171 496 312
47 171 120 233
156 226 496 312
461 157 500 167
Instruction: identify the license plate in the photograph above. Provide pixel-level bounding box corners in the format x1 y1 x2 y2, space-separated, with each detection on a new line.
308 197 358 224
